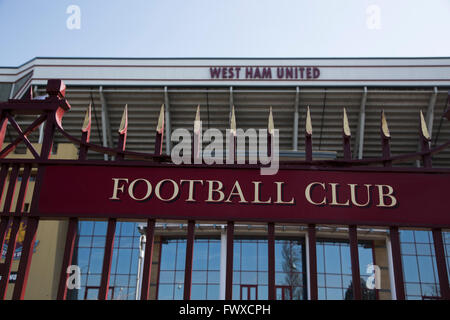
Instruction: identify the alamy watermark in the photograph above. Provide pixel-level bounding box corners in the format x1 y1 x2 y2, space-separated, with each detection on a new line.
366 4 381 30
366 263 381 290
66 265 81 290
66 5 81 30
170 121 279 175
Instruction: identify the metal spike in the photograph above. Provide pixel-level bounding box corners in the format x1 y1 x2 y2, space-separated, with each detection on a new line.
420 110 431 140
230 105 236 135
194 105 201 134
343 108 351 137
305 106 313 135
381 110 390 138
268 106 274 134
118 104 128 134
81 103 91 132
156 104 164 133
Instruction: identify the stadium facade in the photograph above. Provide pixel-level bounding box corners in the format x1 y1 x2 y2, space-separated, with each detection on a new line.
0 57 449 300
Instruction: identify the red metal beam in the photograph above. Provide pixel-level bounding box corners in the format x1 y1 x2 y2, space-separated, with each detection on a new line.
2 164 19 213
225 221 234 300
308 224 318 300
0 114 46 159
0 164 32 298
5 115 40 159
140 219 155 300
389 226 405 300
268 223 275 300
431 228 450 299
0 216 20 298
183 220 195 300
98 218 116 300
349 225 362 300
56 218 78 300
12 217 39 300
12 111 57 299
56 124 89 300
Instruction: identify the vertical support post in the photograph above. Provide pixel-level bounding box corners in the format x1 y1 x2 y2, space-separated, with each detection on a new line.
354 87 367 159
98 218 116 300
349 225 361 300
0 164 11 294
425 87 438 137
431 228 450 299
219 228 227 300
292 87 300 151
308 224 318 300
13 80 66 299
381 111 392 167
305 106 313 162
268 107 274 159
2 164 20 213
164 86 171 155
225 221 234 300
57 104 91 300
389 226 405 300
56 218 78 300
140 219 155 300
184 220 195 300
0 164 32 299
0 216 19 298
11 217 39 300
154 104 165 156
193 105 202 164
99 104 127 300
268 223 275 300
342 108 352 160
99 86 112 161
416 88 437 166
228 106 237 164
419 110 432 168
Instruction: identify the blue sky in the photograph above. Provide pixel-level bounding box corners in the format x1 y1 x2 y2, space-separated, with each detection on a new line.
0 0 449 66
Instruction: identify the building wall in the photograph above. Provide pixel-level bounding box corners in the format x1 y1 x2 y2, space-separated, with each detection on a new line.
2 143 78 299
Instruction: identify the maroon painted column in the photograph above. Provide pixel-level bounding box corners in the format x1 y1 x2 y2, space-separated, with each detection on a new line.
140 219 155 300
389 226 405 300
268 223 275 300
98 218 116 300
349 225 361 300
57 108 90 300
13 110 57 300
183 220 195 300
308 224 318 300
0 164 10 259
140 106 163 300
98 105 127 300
0 164 32 299
305 106 313 162
56 218 78 300
0 164 20 298
432 228 450 300
11 217 39 300
225 221 234 300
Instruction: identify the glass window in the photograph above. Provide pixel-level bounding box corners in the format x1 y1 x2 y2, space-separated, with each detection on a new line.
316 239 376 300
399 229 441 300
233 238 306 300
274 239 306 300
158 238 220 300
71 221 141 300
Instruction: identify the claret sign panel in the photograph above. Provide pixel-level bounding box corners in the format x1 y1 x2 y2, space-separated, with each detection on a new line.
37 165 450 227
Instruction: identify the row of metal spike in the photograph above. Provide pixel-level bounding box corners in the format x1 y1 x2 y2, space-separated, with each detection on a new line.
79 103 433 162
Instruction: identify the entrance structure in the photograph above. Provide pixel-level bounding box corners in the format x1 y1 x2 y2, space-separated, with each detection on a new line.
0 79 449 300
